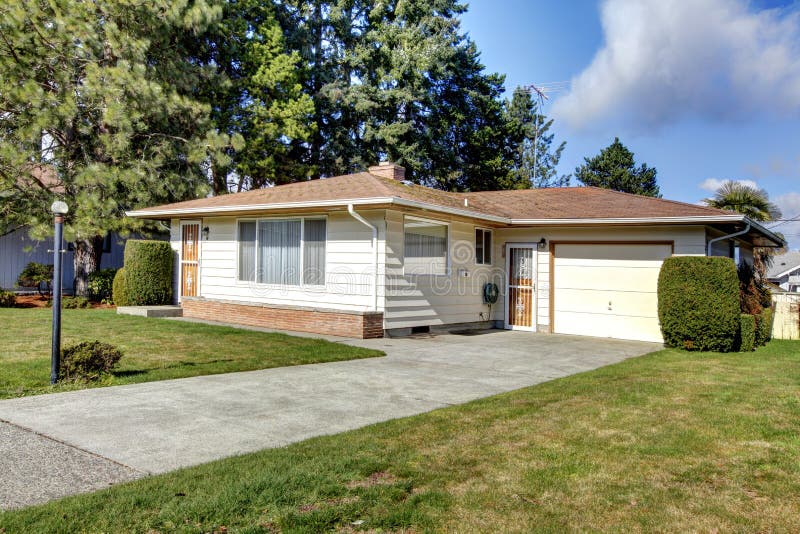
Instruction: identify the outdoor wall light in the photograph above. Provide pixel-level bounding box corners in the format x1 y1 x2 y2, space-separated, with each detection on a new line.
538 237 547 251
202 226 210 240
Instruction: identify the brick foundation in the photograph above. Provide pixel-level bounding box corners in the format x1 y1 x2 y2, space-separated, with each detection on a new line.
181 297 384 339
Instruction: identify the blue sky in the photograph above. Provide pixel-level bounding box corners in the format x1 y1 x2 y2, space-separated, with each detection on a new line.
460 0 800 249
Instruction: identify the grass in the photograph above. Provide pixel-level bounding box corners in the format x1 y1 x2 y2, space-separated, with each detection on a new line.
2 340 799 532
0 308 383 399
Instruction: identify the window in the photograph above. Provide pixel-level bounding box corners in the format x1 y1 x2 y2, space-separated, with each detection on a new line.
404 217 448 275
475 228 492 265
237 218 326 286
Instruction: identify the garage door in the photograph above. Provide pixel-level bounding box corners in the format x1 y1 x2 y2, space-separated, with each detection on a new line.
552 243 672 342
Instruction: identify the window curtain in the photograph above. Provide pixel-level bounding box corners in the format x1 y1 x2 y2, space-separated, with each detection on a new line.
303 219 326 285
404 220 447 274
258 220 301 285
238 221 256 281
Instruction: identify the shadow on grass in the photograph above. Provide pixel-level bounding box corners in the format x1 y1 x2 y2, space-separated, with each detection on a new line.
112 359 237 377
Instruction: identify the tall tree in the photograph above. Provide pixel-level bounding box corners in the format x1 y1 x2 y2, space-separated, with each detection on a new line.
575 137 660 197
506 87 569 188
0 0 233 294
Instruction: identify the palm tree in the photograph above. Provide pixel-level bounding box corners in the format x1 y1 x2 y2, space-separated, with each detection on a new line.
703 180 782 222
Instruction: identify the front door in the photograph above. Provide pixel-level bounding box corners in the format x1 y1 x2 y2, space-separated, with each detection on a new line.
506 245 536 330
180 222 200 299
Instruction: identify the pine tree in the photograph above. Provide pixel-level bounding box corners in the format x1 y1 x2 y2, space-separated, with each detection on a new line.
0 0 233 294
575 137 660 197
507 88 569 188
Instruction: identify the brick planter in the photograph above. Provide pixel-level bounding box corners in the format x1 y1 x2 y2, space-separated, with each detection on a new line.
181 297 384 339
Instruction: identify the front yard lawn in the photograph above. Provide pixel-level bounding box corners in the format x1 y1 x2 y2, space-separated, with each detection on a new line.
2 340 799 532
0 308 382 399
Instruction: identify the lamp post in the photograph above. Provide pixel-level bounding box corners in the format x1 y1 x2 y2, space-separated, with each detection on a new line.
50 200 69 385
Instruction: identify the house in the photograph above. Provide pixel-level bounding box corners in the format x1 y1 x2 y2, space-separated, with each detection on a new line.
0 228 126 291
126 162 783 343
767 251 800 293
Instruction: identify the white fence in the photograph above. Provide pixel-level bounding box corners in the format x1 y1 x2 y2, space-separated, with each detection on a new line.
772 293 800 340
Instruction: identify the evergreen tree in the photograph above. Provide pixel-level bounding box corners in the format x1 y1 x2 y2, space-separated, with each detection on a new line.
507 88 569 188
0 0 233 294
575 137 660 197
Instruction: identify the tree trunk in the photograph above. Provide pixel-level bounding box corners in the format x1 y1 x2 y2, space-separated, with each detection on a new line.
73 235 104 297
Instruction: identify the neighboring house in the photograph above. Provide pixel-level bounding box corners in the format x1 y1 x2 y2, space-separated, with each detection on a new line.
767 251 800 293
0 228 126 291
127 162 783 343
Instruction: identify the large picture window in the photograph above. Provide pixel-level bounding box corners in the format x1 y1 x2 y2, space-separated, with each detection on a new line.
404 217 448 275
238 218 326 286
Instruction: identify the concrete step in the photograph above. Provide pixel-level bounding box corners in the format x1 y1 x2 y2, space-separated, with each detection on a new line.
116 305 183 318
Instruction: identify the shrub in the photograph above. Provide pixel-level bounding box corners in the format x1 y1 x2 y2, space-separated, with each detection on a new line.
112 268 130 306
737 261 771 315
0 289 16 308
16 262 53 296
657 256 740 352
60 341 123 382
88 268 118 303
755 307 774 346
46 296 91 309
123 240 173 305
738 314 756 352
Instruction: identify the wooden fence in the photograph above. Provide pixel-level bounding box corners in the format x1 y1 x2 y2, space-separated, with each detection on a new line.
772 293 800 340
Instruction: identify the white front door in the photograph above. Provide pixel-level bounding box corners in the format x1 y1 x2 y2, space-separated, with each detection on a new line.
505 245 537 330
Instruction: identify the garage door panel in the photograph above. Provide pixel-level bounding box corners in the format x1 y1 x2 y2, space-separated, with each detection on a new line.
554 265 661 292
553 243 671 343
554 288 660 319
554 311 664 342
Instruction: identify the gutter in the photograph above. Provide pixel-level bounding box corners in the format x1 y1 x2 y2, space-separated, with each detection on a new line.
347 204 379 312
707 222 751 256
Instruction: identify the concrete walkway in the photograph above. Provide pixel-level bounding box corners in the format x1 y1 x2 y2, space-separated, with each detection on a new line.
0 330 657 509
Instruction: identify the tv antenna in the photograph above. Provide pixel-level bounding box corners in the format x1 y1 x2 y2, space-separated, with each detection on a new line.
522 82 569 186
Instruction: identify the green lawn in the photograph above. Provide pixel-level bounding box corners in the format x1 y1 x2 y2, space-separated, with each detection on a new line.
0 308 382 399
2 340 799 532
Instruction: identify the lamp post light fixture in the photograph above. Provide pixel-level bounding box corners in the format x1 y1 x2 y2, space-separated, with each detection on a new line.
50 200 68 385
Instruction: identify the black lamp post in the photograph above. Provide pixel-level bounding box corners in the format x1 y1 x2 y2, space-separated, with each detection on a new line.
50 200 69 385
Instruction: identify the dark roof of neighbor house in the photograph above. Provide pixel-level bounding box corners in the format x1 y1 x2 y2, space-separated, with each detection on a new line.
767 251 800 279
125 164 785 247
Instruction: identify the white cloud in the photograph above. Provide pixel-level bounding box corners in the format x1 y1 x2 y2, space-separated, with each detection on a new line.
553 0 800 130
771 192 800 250
699 177 759 192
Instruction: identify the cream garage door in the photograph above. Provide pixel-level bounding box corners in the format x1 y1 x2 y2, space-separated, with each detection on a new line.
553 243 672 342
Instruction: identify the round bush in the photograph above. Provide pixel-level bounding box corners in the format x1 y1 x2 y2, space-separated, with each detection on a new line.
657 256 740 352
0 289 16 308
60 341 123 382
112 267 130 306
123 240 173 305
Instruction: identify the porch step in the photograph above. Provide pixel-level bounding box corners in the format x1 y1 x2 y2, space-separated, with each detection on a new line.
116 305 183 318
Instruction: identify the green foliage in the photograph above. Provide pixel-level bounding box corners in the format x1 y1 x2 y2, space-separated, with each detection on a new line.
46 296 91 309
739 314 756 352
507 87 570 188
657 256 740 352
16 262 52 288
703 181 782 222
0 289 16 308
59 341 122 382
755 308 774 347
88 268 118 303
112 268 130 307
575 137 660 197
737 261 771 315
123 241 173 306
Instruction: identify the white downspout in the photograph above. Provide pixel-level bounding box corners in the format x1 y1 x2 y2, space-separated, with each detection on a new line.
347 204 379 311
707 222 751 257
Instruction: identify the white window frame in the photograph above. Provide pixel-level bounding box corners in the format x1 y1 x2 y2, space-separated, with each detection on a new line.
402 215 450 277
235 215 328 288
475 227 493 265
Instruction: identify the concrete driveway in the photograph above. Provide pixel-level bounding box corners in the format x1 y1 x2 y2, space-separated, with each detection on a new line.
0 329 657 509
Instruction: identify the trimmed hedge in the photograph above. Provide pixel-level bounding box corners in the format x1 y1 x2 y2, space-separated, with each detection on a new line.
755 307 774 346
112 268 130 306
0 289 16 308
657 256 740 352
739 314 756 352
122 240 173 306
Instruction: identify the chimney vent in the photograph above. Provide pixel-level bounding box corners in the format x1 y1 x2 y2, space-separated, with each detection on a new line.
368 161 406 181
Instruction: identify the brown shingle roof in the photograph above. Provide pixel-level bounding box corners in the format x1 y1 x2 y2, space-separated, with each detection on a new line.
128 170 735 222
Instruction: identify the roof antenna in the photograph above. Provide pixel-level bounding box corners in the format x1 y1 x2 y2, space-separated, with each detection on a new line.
522 82 568 187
